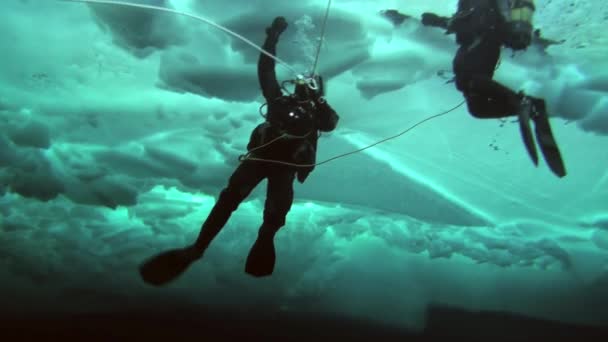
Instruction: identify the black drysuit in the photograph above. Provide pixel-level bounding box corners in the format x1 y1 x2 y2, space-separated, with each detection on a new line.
193 31 339 252
451 0 524 119
444 0 566 178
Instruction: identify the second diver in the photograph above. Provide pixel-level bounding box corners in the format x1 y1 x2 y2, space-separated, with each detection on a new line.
422 0 567 177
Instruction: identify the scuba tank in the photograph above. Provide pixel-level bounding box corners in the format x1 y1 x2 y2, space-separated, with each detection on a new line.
499 0 536 50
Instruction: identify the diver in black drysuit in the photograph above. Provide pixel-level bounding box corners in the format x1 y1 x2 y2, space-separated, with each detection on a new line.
421 0 566 178
139 17 339 284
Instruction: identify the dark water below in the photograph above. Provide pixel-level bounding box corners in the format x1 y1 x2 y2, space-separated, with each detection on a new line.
2 304 607 341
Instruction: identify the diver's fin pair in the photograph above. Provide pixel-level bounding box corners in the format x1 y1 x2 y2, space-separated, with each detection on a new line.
138 239 277 285
138 246 202 286
517 96 567 178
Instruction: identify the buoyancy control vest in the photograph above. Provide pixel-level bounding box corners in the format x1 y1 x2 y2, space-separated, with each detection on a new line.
266 96 316 138
246 95 317 160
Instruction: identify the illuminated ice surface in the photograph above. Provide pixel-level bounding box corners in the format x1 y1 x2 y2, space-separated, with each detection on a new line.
0 0 607 333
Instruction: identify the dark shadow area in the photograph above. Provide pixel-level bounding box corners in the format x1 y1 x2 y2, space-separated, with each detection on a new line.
424 304 608 340
1 304 606 341
0 309 413 341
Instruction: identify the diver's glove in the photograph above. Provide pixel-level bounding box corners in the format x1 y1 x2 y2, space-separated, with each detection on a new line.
505 22 532 50
421 13 449 29
266 16 288 39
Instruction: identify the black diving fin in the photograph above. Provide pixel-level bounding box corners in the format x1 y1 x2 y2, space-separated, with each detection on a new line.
139 246 201 286
530 99 567 178
517 96 540 167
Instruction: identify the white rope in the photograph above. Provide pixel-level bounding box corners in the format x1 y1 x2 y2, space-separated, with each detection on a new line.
310 0 332 75
58 0 300 76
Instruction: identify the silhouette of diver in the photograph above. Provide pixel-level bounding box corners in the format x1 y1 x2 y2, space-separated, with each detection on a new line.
420 0 566 177
139 16 339 285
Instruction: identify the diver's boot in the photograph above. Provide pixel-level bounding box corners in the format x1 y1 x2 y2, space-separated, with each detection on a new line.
516 92 539 167
245 224 278 277
528 97 567 178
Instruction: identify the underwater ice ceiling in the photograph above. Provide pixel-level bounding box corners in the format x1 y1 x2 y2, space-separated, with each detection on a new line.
1 0 606 224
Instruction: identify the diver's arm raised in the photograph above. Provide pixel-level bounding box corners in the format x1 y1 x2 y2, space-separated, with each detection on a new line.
258 17 288 102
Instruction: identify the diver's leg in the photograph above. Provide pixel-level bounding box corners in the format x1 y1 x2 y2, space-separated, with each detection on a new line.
191 161 267 254
462 77 524 118
453 38 522 118
245 166 295 277
454 40 538 164
453 38 565 175
137 161 266 286
452 37 539 163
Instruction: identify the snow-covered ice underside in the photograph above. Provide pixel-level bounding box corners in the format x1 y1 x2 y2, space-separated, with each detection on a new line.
1 0 607 330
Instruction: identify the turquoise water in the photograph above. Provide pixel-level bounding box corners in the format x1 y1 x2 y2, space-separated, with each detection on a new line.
1 0 607 338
